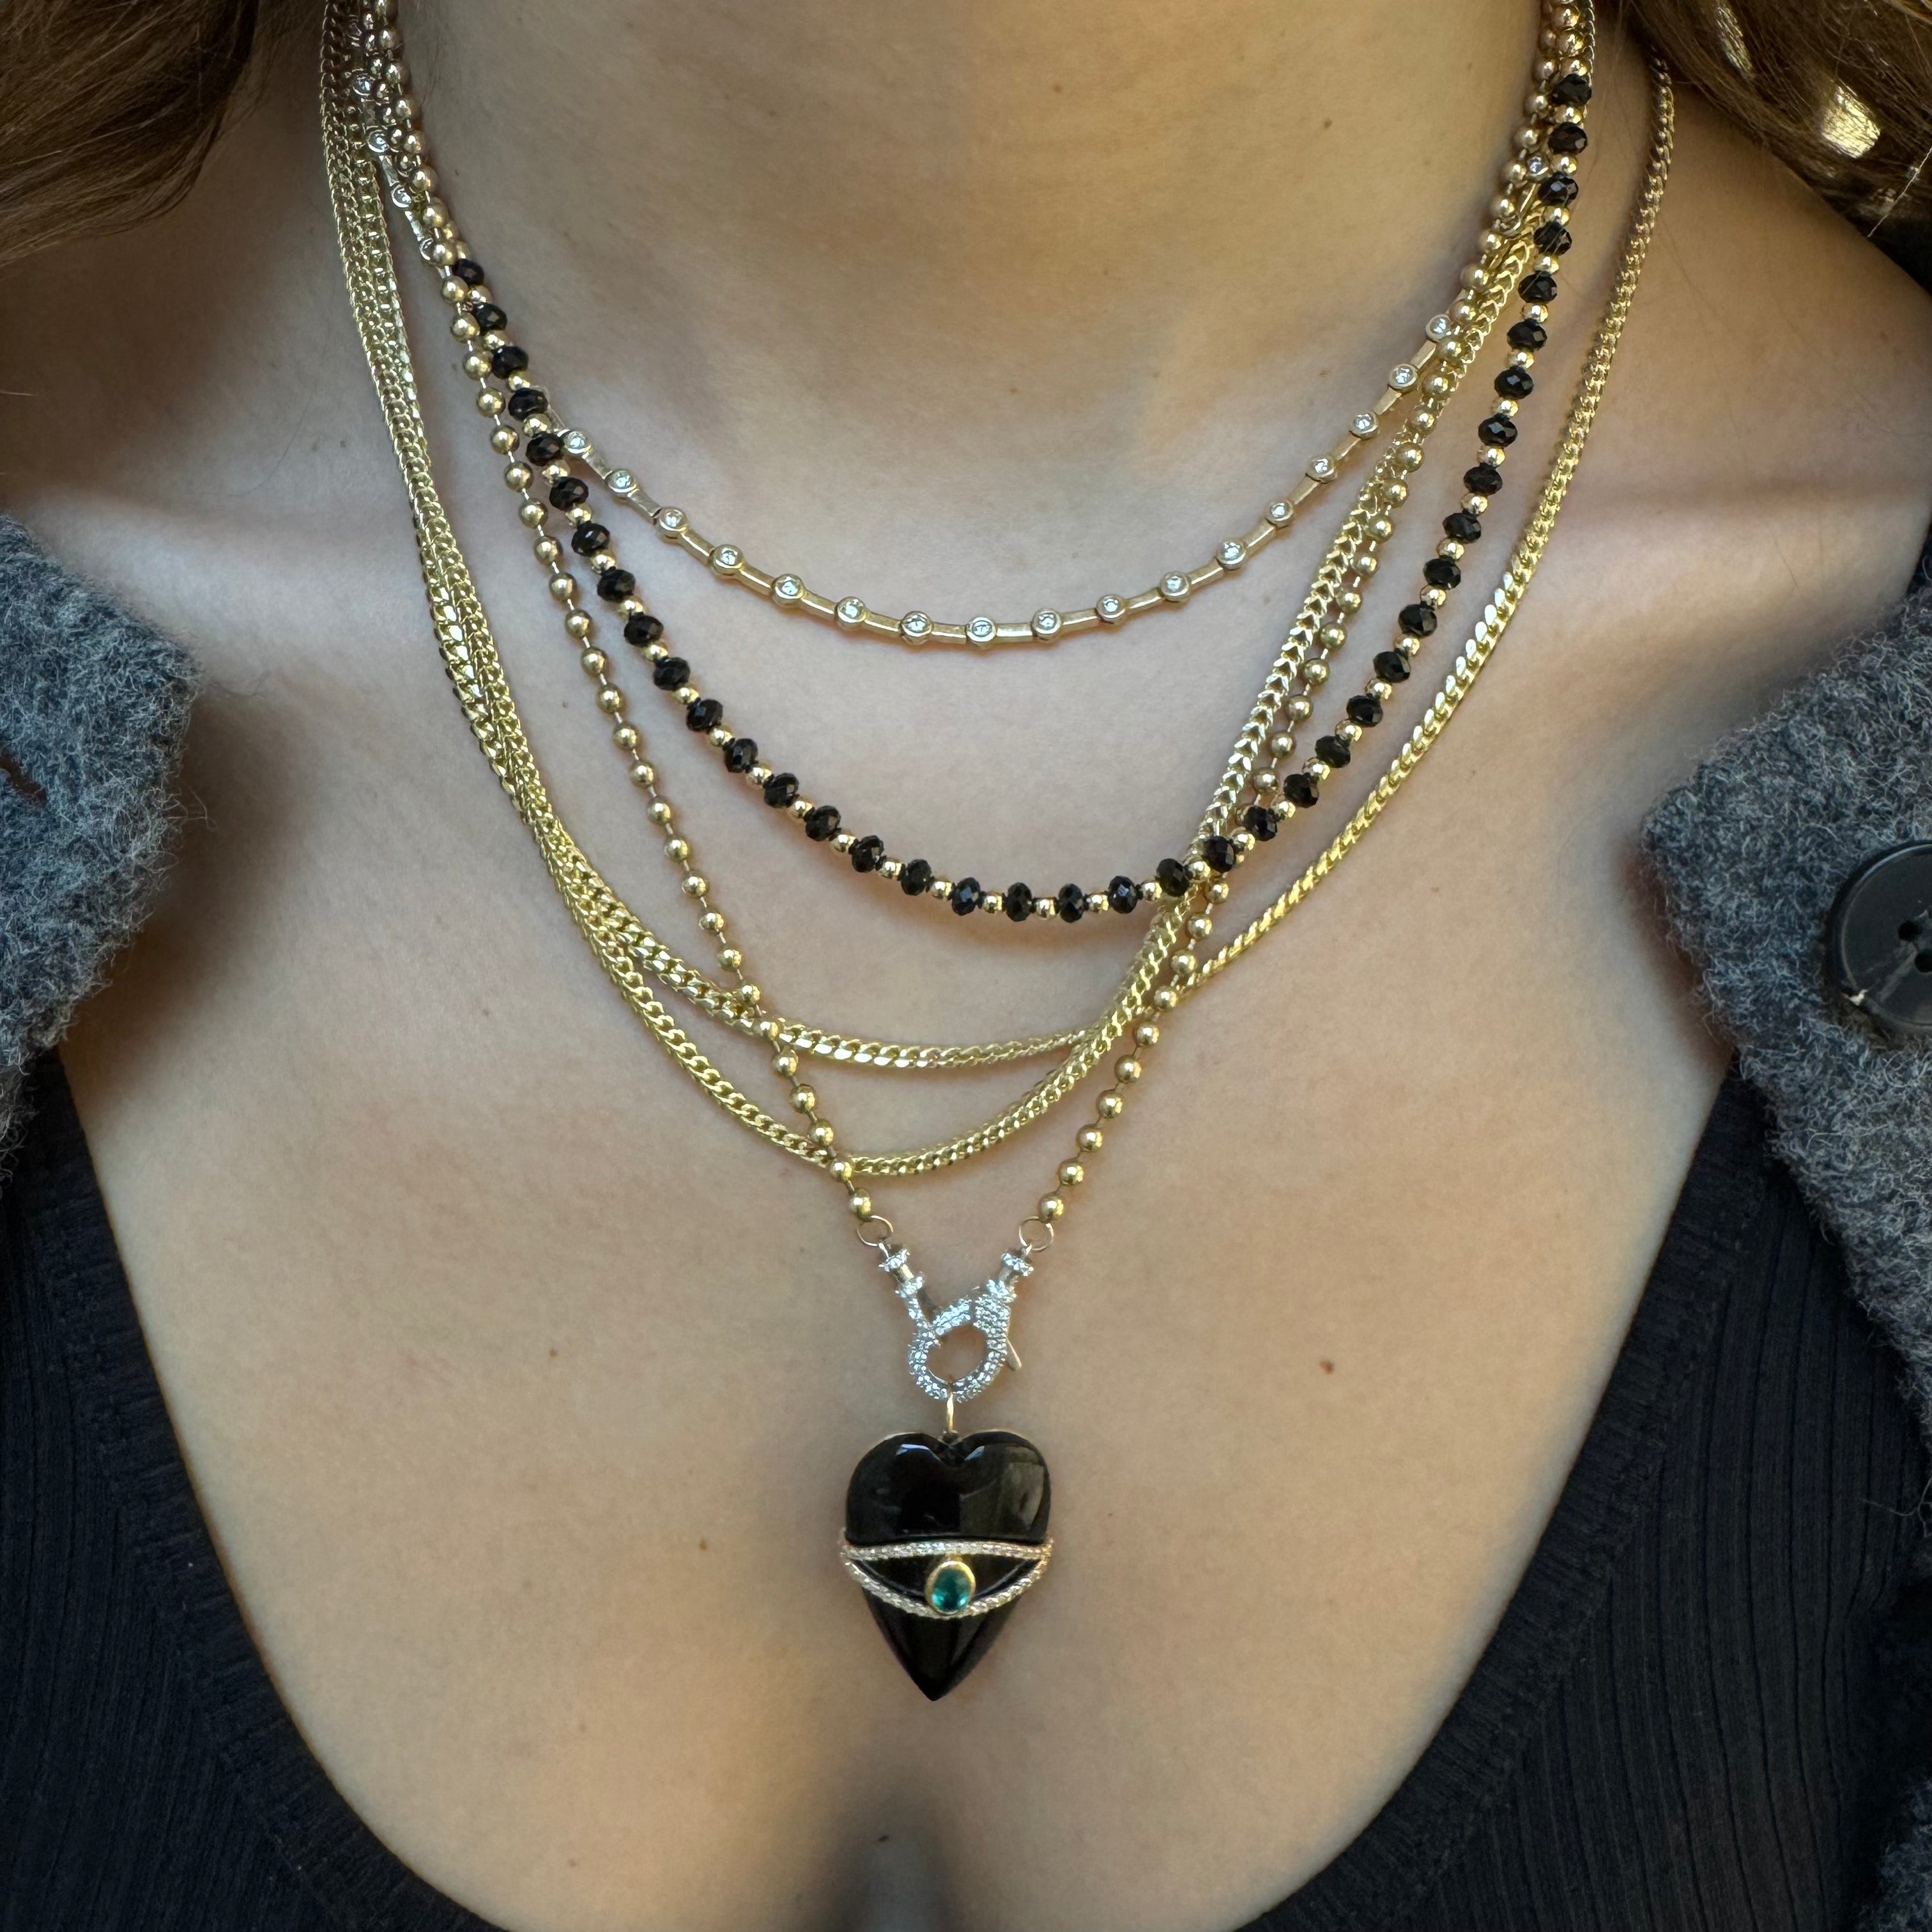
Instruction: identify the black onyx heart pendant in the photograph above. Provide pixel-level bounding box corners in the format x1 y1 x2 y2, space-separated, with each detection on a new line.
841 1430 1052 1699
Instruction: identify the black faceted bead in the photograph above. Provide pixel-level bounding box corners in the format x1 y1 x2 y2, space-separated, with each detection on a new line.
1538 175 1580 207
901 858 935 897
685 696 723 733
1004 884 1035 923
723 736 758 773
850 834 885 873
1534 218 1574 255
1243 803 1280 841
1548 121 1588 155
763 772 799 808
1374 648 1413 684
1315 733 1353 769
1519 270 1558 303
491 345 530 378
1347 693 1383 728
569 522 610 556
549 476 589 509
1494 366 1535 400
1284 772 1321 808
949 877 983 916
651 656 690 690
1055 884 1086 923
1443 509 1483 543
624 611 664 648
1478 412 1519 447
1506 319 1547 351
1156 857 1191 899
1464 463 1503 495
1423 556 1462 590
1399 602 1438 637
1551 71 1593 106
524 432 565 464
595 567 635 601
1107 874 1141 914
804 804 841 841
451 257 487 286
470 301 507 331
507 387 549 419
1202 836 1237 875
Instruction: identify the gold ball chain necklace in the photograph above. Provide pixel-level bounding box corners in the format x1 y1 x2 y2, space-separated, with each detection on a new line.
323 0 1671 1696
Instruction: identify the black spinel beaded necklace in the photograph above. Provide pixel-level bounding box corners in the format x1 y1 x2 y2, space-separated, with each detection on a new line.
459 109 1586 935
406 59 1594 935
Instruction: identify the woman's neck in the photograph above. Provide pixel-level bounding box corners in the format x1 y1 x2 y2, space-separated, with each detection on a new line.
404 0 1538 500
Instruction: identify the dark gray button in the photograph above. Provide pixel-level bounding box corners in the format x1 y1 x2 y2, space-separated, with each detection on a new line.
1827 841 1932 1037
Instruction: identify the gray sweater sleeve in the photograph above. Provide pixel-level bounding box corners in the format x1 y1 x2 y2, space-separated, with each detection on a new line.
1644 586 1932 1932
0 516 197 1140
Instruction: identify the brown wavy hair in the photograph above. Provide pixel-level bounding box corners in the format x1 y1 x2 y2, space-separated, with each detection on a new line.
1 0 1929 270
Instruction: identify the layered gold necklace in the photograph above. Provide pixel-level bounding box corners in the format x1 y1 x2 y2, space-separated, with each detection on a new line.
322 0 1673 1697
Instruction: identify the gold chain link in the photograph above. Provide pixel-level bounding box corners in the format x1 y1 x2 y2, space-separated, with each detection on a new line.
322 5 1668 1179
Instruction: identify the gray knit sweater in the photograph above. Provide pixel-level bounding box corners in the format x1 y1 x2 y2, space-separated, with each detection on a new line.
3 511 1930 1925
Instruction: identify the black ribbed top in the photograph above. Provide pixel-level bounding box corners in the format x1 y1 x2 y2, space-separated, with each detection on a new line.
2 1055 1928 1931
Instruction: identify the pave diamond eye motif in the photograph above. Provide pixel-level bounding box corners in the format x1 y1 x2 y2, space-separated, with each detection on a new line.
877 1247 1031 1406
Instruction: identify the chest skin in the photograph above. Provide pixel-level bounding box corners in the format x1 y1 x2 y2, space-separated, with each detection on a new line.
12 48 1932 1932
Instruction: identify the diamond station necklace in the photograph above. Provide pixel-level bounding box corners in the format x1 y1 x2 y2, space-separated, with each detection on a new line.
324 0 1671 1697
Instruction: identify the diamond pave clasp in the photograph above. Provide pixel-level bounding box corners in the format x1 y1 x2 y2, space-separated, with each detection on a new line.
878 1248 1032 1407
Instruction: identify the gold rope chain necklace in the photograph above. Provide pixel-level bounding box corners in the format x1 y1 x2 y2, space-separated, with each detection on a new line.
323 0 1671 1694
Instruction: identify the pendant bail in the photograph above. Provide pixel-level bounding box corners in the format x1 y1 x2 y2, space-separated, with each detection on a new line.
878 1244 1034 1409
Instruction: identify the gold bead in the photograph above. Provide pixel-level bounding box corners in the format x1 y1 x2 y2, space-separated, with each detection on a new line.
737 983 762 1006
476 389 503 413
595 686 625 715
1135 1022 1160 1049
700 910 726 933
1077 1127 1103 1152
579 648 606 675
811 1123 836 1148
680 873 707 897
773 1052 799 1078
664 837 689 862
717 946 743 971
791 1087 817 1113
1097 1092 1126 1118
647 800 674 824
1038 1195 1066 1222
1115 1057 1143 1082
1173 951 1199 977
627 761 654 787
518 501 544 528
463 353 490 379
1208 880 1230 903
503 463 531 489
758 1018 783 1041
829 1158 855 1182
1152 987 1178 1010
489 426 518 453
1058 1162 1085 1188
1188 914 1213 940
613 724 640 752
564 610 592 639
848 1193 873 1220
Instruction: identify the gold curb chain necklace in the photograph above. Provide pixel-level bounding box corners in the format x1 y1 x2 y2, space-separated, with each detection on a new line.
322 0 1671 1696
